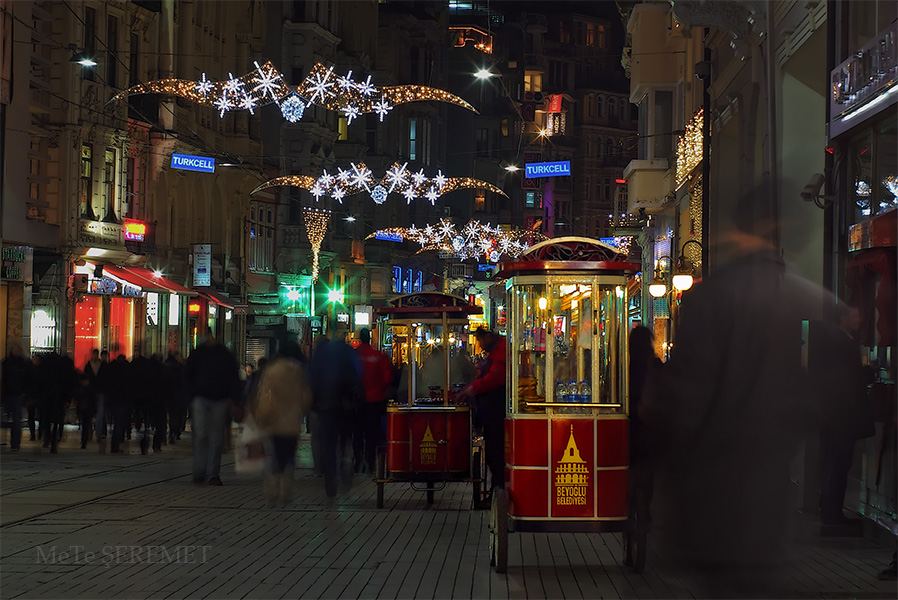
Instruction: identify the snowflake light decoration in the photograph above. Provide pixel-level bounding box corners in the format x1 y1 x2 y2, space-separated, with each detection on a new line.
279 95 306 123
341 104 360 124
111 60 477 124
251 162 508 206
366 219 546 263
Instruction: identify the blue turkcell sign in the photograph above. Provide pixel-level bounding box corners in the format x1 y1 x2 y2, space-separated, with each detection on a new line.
171 153 216 173
525 160 571 178
374 232 403 242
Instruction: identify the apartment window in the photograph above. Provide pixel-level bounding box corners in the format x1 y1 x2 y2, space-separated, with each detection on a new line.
653 90 675 160
475 189 486 212
423 120 432 165
409 119 417 161
129 33 139 87
604 178 611 202
338 116 348 140
125 155 134 218
103 149 116 222
83 7 96 82
597 24 607 49
620 99 628 121
559 21 569 44
249 201 274 273
501 118 509 137
80 144 94 219
586 23 596 47
585 139 591 156
106 16 118 88
476 128 489 157
585 175 591 200
608 100 616 119
597 96 604 118
606 139 615 158
524 71 542 92
366 114 377 150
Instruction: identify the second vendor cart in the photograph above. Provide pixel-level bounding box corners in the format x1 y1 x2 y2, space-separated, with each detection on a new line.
488 237 646 573
375 292 486 508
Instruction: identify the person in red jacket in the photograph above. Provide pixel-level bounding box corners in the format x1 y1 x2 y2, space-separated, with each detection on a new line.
355 327 395 474
458 327 507 499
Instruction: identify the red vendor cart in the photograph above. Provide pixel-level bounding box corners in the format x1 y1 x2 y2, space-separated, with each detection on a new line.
374 292 487 508
488 237 646 573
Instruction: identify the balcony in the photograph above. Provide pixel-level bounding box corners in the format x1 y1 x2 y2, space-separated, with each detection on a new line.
622 159 672 214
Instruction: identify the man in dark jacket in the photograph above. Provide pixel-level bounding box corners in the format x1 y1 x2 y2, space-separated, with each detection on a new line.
186 334 239 485
309 335 363 498
105 354 132 454
2 341 33 451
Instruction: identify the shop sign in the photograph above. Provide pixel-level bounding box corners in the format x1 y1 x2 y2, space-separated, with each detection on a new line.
551 420 594 518
123 220 147 241
79 220 123 247
2 246 28 280
546 94 562 113
830 24 898 138
193 244 211 287
374 232 403 242
522 151 542 190
253 315 284 326
525 160 570 179
171 153 215 173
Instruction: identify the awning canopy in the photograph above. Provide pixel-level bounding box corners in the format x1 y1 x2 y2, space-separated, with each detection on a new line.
92 263 197 296
196 289 247 311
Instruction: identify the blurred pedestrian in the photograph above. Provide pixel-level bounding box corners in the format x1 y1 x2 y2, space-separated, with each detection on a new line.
640 189 837 597
185 334 240 486
163 350 187 444
39 352 76 454
74 372 96 449
629 326 663 517
2 341 33 451
27 354 41 441
309 335 363 499
818 303 875 528
354 328 394 475
251 342 311 505
84 349 107 442
457 327 506 505
149 353 168 452
105 354 132 454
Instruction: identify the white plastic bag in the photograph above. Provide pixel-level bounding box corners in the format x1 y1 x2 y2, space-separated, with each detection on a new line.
234 417 270 476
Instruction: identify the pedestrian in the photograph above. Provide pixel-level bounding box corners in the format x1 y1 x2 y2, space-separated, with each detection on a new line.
457 327 506 506
75 373 96 449
185 334 240 486
817 303 875 529
309 335 363 499
39 352 76 454
26 354 41 441
130 344 157 454
84 349 107 443
354 328 394 475
640 188 838 597
149 353 168 452
251 341 311 505
163 350 187 444
105 354 132 454
1 341 33 451
629 326 663 516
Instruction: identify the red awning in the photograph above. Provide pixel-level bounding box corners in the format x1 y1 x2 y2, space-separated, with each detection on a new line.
196 289 246 311
97 264 196 296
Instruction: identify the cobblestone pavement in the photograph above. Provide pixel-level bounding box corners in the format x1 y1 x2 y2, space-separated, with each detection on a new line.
1 425 895 599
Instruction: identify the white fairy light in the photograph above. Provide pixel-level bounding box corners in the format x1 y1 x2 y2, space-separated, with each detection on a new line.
336 168 352 184
238 93 256 114
319 171 335 187
425 187 440 204
306 66 335 103
355 74 376 96
411 169 427 186
331 187 347 203
224 73 244 95
350 164 372 188
214 92 233 117
341 104 360 124
252 61 284 100
337 70 355 91
384 163 409 191
372 97 393 121
195 73 213 96
402 187 417 203
310 184 326 200
433 170 448 189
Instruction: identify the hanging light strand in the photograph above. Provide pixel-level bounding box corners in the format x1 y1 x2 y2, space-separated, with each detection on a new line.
303 207 331 282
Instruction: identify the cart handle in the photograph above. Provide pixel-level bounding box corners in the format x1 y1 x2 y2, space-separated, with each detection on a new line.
391 405 468 412
524 402 623 408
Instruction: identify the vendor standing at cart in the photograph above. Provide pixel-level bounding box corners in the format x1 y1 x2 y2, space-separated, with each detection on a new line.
458 327 506 501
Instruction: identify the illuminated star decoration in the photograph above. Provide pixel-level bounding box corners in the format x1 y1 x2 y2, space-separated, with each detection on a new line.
366 219 546 262
251 162 508 206
110 61 477 123
303 207 330 283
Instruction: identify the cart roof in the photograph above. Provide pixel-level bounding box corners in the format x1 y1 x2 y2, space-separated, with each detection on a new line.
377 292 482 319
497 236 640 278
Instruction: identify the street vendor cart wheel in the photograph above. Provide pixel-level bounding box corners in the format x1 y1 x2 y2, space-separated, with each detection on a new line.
624 484 648 573
489 487 509 573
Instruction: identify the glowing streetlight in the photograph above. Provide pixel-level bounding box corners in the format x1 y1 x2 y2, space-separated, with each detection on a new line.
504 165 520 172
474 69 494 80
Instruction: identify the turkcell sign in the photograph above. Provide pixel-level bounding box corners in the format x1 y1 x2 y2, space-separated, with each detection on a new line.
525 160 571 179
374 232 403 242
171 153 215 173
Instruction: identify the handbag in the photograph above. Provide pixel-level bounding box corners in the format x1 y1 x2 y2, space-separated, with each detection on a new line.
234 416 270 476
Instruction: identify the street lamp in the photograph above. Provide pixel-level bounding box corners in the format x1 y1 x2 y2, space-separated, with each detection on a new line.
68 46 97 67
672 239 703 292
474 68 495 80
504 165 520 172
648 256 672 298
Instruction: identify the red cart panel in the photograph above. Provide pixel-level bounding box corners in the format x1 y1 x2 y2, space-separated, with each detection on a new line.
386 409 470 473
596 469 629 518
508 468 549 517
551 420 595 518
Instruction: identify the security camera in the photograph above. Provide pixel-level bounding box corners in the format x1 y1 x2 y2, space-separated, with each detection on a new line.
801 173 825 202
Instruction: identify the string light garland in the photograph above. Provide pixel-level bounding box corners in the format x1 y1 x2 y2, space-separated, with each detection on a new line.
367 219 546 262
303 207 331 282
110 60 477 122
251 162 508 205
676 108 704 187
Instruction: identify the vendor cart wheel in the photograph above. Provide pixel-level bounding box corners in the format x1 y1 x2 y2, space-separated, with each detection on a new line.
491 488 508 573
375 451 385 509
426 482 435 505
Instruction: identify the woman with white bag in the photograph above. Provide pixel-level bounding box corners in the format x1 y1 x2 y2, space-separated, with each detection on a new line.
250 341 312 505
